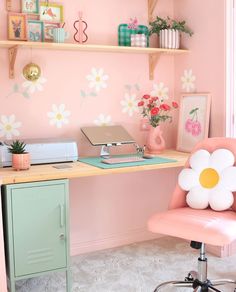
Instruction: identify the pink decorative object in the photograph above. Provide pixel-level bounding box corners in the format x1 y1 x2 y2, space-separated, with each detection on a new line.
12 153 30 171
73 11 88 44
131 33 147 47
127 17 138 30
146 125 166 154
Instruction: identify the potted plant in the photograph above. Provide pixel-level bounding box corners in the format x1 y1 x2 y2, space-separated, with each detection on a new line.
7 140 30 171
149 16 193 49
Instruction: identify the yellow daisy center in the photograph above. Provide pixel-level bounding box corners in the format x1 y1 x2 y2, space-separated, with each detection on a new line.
5 124 12 131
56 113 63 120
199 168 219 189
96 76 101 82
128 102 133 107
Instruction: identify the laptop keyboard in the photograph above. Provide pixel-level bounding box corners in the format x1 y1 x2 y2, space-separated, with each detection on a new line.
101 156 146 164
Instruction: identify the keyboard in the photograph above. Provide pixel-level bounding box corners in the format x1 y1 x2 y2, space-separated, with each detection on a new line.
101 156 146 164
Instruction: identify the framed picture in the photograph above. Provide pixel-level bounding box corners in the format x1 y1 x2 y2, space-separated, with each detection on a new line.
28 20 44 42
8 13 28 41
21 0 39 14
44 21 60 41
176 93 211 152
39 2 63 23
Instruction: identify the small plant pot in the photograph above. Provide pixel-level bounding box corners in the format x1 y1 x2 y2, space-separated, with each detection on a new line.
12 153 30 171
159 29 180 49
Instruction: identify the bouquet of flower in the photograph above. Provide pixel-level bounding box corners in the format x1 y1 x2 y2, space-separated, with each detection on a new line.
138 94 178 128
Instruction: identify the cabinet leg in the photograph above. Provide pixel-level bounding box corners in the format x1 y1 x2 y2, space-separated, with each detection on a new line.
9 280 16 292
66 269 71 292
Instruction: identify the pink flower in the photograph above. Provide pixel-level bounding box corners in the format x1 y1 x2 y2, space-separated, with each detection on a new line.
138 101 144 107
160 104 170 111
172 101 178 108
191 121 201 136
185 119 193 133
151 107 159 116
143 94 150 99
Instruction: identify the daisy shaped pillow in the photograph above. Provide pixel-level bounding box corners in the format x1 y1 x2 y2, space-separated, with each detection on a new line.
178 149 236 211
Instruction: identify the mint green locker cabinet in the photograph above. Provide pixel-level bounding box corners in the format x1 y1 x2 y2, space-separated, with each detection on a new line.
2 179 71 292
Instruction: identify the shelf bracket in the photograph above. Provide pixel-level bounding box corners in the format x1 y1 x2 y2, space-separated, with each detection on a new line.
148 0 159 22
6 0 11 11
8 46 18 79
149 54 160 80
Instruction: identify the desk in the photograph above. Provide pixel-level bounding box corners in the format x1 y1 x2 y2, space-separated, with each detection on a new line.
0 150 188 292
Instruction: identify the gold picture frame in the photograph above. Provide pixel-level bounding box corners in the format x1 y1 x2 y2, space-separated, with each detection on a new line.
8 13 28 41
39 2 64 23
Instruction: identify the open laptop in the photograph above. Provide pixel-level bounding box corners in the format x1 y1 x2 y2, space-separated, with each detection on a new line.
81 125 135 146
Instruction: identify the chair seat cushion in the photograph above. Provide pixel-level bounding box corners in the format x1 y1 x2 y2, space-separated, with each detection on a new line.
148 207 236 246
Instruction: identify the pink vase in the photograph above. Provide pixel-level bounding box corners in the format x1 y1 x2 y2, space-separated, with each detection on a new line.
146 125 166 154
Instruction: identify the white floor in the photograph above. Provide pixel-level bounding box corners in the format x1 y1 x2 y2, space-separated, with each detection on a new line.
16 237 236 292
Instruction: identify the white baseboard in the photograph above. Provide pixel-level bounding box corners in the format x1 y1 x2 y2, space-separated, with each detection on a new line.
70 228 161 256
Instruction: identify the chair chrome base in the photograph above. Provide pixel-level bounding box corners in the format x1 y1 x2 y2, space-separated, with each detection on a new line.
153 243 236 292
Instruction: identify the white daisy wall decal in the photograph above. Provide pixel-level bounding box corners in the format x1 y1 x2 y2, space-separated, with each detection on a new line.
178 149 236 211
150 82 169 100
22 75 47 94
181 69 196 92
120 93 139 117
47 104 71 128
0 114 21 139
94 114 112 126
86 68 109 92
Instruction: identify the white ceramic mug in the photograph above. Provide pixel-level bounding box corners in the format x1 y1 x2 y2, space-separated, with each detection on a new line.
50 28 69 43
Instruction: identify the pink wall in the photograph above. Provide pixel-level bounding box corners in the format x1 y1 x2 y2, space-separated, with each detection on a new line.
0 0 179 258
174 0 226 137
0 0 226 265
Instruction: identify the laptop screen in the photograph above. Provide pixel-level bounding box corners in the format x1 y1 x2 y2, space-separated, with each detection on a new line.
81 125 135 146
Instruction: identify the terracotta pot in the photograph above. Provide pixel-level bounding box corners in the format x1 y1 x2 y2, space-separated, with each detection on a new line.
12 153 30 171
146 125 166 154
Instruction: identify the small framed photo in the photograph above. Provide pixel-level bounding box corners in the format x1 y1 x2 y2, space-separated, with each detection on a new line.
28 20 44 42
176 93 211 152
21 0 39 14
39 2 64 23
8 13 28 41
44 21 60 41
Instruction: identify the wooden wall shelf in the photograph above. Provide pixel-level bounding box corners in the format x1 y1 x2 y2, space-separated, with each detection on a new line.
0 40 188 80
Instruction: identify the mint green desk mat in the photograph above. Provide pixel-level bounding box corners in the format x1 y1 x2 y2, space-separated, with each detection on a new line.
79 154 177 169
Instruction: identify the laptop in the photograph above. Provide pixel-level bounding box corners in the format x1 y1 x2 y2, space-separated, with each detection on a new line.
81 125 135 146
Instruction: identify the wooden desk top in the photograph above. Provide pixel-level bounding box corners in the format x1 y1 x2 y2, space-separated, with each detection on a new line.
0 150 189 184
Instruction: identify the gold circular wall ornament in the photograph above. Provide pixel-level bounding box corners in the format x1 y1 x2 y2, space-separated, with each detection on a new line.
23 63 41 82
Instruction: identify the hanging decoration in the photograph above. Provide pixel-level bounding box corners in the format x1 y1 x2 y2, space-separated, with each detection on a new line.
73 11 88 44
23 63 41 81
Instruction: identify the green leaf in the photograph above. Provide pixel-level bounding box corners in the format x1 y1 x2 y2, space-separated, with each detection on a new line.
13 83 19 92
80 90 87 97
23 91 30 98
90 92 97 97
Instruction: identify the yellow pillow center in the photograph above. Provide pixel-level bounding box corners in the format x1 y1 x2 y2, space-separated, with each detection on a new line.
199 168 219 189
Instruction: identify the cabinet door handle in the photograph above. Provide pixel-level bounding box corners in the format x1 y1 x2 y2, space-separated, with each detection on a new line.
59 204 64 227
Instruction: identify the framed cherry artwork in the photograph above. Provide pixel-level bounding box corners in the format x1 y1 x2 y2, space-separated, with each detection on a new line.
176 93 211 152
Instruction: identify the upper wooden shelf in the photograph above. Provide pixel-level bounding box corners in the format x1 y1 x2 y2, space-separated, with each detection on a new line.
0 40 188 55
0 40 189 80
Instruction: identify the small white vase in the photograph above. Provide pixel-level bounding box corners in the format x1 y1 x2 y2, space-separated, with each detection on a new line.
159 29 180 49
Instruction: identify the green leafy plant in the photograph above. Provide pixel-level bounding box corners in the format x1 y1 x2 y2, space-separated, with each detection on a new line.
149 16 193 36
7 140 27 154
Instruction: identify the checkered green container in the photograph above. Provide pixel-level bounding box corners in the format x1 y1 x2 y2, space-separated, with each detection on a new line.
118 24 149 47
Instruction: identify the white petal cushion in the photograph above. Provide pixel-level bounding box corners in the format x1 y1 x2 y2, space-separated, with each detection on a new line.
179 148 235 212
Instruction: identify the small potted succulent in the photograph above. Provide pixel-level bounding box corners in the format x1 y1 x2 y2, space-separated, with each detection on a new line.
149 16 193 49
7 140 30 171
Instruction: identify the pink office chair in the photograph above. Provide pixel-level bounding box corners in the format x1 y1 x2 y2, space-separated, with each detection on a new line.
148 137 236 292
